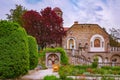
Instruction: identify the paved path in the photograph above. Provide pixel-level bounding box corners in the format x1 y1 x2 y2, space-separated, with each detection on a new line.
21 69 59 80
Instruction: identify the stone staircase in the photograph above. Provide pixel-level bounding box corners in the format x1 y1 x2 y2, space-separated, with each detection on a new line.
65 49 91 65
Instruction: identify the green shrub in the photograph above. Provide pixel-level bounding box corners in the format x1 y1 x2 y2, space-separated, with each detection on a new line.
28 36 38 70
74 65 92 70
92 57 98 68
111 66 120 71
93 68 105 74
59 65 73 79
0 20 29 79
101 66 112 70
41 47 69 65
101 76 115 80
65 77 74 80
43 75 59 80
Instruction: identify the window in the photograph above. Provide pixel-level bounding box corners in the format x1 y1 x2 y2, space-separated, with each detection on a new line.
69 39 74 49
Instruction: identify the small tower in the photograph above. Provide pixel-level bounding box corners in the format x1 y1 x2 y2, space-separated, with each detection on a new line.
53 7 63 18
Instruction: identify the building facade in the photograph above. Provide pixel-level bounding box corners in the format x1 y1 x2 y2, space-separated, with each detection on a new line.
53 7 120 66
62 21 120 66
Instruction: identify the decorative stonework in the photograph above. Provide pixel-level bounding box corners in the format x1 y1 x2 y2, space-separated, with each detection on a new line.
46 53 60 68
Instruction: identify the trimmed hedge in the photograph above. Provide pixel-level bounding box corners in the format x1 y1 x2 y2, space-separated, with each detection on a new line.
43 75 59 80
40 47 69 65
0 20 29 79
28 36 38 70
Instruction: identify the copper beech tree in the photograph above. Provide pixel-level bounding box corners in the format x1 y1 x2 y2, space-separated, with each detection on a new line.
22 7 66 49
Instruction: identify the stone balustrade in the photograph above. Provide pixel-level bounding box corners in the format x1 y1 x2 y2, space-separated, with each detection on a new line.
110 47 120 52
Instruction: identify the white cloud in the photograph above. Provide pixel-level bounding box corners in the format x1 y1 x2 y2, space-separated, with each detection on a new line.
0 0 120 31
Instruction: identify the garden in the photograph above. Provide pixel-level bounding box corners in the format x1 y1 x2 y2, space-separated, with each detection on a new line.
0 20 119 80
38 47 120 80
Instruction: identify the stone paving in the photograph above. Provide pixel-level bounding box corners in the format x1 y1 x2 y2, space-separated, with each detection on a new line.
21 69 59 80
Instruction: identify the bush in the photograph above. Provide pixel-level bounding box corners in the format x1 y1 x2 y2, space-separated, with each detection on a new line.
43 75 59 80
59 65 73 79
28 36 38 70
0 20 29 79
93 68 105 74
74 65 92 70
101 76 115 80
92 57 98 68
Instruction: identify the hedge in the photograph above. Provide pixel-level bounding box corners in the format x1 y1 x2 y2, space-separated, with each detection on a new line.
28 36 38 70
41 47 69 65
0 20 29 79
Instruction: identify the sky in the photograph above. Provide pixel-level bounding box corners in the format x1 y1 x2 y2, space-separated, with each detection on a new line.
0 0 120 32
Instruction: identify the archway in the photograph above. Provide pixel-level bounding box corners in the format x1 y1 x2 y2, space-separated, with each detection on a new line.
111 54 120 66
93 55 103 67
46 53 60 68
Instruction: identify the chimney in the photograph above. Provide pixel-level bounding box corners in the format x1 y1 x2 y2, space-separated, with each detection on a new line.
74 21 78 24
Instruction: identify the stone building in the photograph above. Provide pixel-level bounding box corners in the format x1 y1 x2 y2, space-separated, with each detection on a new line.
62 21 120 66
54 7 120 66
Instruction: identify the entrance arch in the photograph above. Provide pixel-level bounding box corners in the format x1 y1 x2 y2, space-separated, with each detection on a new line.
46 53 60 68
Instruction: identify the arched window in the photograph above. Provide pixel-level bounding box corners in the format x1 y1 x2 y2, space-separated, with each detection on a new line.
90 34 105 52
67 38 76 49
94 39 100 47
69 39 74 49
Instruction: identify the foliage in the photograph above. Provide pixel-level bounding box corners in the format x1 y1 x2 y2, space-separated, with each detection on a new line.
101 76 115 80
41 47 69 65
22 7 66 49
59 65 73 79
58 64 120 79
22 10 41 44
92 56 98 68
43 75 74 80
109 35 120 47
93 68 105 74
28 36 38 70
0 20 29 79
59 65 92 77
109 28 120 47
74 65 92 70
43 75 59 80
6 4 27 26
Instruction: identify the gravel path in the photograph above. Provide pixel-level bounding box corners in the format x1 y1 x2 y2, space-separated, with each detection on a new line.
21 69 59 80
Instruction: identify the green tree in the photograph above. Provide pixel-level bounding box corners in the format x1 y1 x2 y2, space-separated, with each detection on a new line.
109 28 120 47
6 4 27 26
28 36 38 70
0 20 29 79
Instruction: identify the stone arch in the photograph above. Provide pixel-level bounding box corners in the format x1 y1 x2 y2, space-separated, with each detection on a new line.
110 54 120 63
90 34 105 52
93 55 103 67
46 53 60 68
67 37 76 49
93 55 103 63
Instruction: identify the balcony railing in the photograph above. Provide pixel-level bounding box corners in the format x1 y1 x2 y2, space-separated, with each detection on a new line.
65 49 120 66
109 47 120 52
